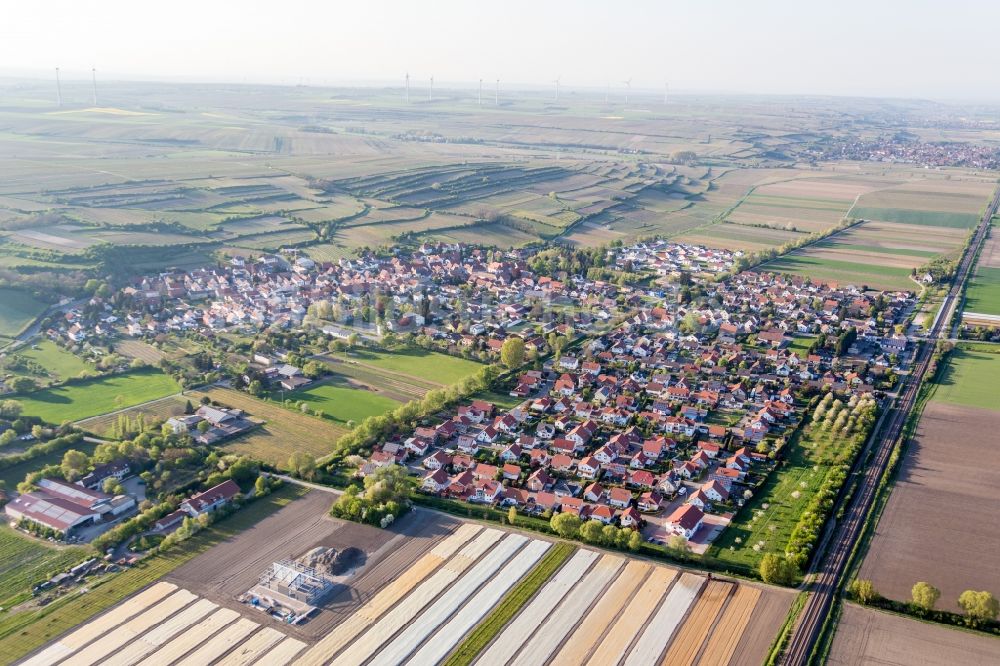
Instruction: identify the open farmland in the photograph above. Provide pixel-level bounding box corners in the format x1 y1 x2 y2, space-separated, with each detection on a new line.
828 603 1000 665
851 177 994 228
963 220 1000 319
187 387 347 467
291 523 793 666
758 219 968 290
859 349 1000 612
14 369 180 423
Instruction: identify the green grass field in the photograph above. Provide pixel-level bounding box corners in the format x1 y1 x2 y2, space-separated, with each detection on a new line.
786 335 816 358
931 347 1000 412
287 380 401 424
17 341 93 381
0 485 308 666
0 288 47 338
15 369 180 423
851 206 980 229
343 348 483 386
0 527 88 610
964 266 1000 316
762 255 914 290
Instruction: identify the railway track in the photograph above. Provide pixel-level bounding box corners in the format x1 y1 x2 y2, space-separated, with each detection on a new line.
780 184 1000 665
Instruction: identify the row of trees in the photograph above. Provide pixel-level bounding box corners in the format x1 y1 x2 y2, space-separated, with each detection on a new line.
851 579 1000 628
549 512 642 552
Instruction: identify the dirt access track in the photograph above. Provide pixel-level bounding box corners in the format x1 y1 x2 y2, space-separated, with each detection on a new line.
829 603 1000 665
859 402 1000 612
165 489 462 643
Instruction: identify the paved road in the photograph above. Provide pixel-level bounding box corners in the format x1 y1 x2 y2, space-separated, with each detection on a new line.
780 184 1000 665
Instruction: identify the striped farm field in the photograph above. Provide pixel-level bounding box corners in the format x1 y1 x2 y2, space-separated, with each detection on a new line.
23 519 794 666
297 526 790 666
759 219 968 290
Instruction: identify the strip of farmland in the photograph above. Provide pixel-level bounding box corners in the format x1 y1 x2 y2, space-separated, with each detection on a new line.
660 580 732 666
135 608 240 666
101 598 218 666
364 534 530 666
550 561 651 665
509 554 625 666
214 626 285 666
256 637 307 665
174 617 259 665
331 529 510 666
696 586 761 666
61 589 198 666
474 548 599 666
408 539 553 664
296 523 482 665
624 572 705 666
585 566 679 666
20 581 178 666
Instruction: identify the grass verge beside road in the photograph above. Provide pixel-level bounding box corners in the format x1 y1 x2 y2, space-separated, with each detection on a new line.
442 542 574 666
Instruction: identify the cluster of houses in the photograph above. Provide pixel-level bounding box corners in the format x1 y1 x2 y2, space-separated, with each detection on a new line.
354 250 910 544
614 240 740 276
49 243 642 356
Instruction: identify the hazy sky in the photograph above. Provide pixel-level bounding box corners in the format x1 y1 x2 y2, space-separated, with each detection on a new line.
2 0 998 100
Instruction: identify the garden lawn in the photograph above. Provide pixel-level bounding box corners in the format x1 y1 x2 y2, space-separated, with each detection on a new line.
963 266 1000 316
786 336 816 358
287 380 401 424
930 347 1000 412
0 288 46 338
0 485 308 666
344 349 482 386
710 428 847 570
15 369 180 423
0 526 88 609
18 341 92 381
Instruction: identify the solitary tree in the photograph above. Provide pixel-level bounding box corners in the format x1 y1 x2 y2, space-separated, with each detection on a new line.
507 506 517 526
958 590 1000 625
60 449 89 481
550 512 582 539
500 337 526 369
288 452 317 481
849 579 880 605
759 553 797 586
911 582 941 612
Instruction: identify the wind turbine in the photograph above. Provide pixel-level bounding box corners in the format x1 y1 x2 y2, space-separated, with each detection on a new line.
405 72 410 103
478 78 483 106
55 67 62 107
428 76 433 102
495 79 500 106
553 75 561 103
91 67 98 106
663 81 669 105
604 82 610 105
623 79 632 105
